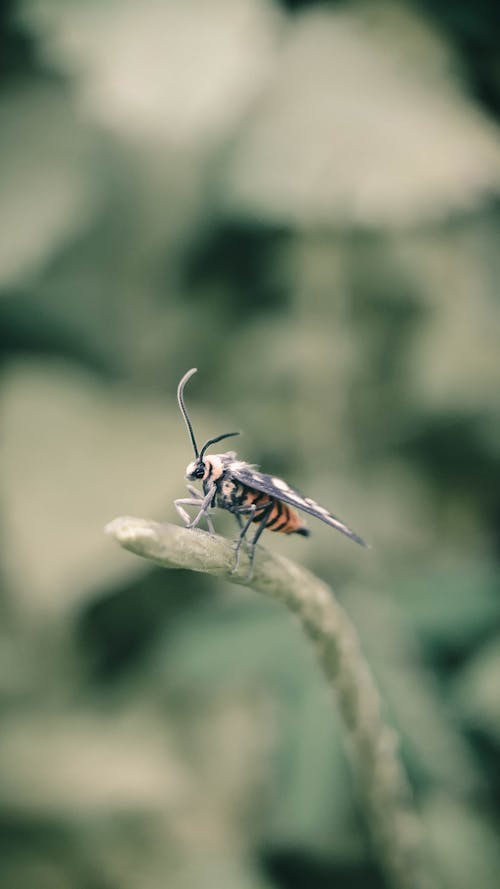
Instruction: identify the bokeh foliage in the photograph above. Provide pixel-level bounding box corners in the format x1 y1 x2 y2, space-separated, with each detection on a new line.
1 1 500 888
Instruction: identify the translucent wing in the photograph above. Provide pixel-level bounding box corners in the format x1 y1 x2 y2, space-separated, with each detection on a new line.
229 463 367 547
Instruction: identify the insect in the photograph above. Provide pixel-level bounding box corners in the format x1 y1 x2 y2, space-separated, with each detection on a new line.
174 368 367 579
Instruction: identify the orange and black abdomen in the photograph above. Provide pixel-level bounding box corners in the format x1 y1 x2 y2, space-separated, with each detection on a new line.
242 488 309 536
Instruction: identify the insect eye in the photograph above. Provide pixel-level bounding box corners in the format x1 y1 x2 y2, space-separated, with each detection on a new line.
194 464 205 479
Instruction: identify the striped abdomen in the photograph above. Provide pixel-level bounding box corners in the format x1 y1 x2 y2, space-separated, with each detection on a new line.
241 488 309 536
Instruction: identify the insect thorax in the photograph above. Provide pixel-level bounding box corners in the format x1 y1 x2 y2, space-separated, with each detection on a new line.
213 474 246 510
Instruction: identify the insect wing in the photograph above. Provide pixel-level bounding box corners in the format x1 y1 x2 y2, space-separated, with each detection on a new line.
229 464 367 547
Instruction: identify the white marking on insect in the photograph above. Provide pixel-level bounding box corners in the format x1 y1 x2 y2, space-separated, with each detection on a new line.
209 455 224 476
314 505 330 515
271 477 290 491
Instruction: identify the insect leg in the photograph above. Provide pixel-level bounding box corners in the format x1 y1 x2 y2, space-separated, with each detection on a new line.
174 484 216 531
188 485 217 529
186 484 216 532
175 497 216 533
231 502 273 580
230 506 258 575
245 506 273 581
174 497 205 526
174 498 197 522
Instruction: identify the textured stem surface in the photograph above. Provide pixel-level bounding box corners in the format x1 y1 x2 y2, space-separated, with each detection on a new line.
106 517 435 889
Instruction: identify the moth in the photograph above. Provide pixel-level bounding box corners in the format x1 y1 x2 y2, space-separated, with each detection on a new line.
174 368 367 578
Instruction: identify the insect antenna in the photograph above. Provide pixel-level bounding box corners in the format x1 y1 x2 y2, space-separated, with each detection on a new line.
177 368 240 460
200 431 240 459
177 367 200 457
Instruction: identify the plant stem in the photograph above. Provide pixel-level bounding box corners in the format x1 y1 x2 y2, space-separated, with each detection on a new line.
106 516 436 889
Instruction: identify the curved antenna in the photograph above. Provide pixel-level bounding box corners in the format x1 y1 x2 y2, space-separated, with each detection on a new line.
200 431 240 459
177 368 199 458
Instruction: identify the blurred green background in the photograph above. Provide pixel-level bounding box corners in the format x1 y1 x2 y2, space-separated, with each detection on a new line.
1 1 500 887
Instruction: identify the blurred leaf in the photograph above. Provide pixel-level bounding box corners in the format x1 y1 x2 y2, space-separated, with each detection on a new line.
346 588 483 794
160 593 361 857
0 359 187 619
20 0 281 146
0 711 180 815
451 635 500 741
0 84 101 290
221 5 500 227
400 225 500 413
0 704 276 889
391 563 500 648
423 793 500 889
269 678 360 857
